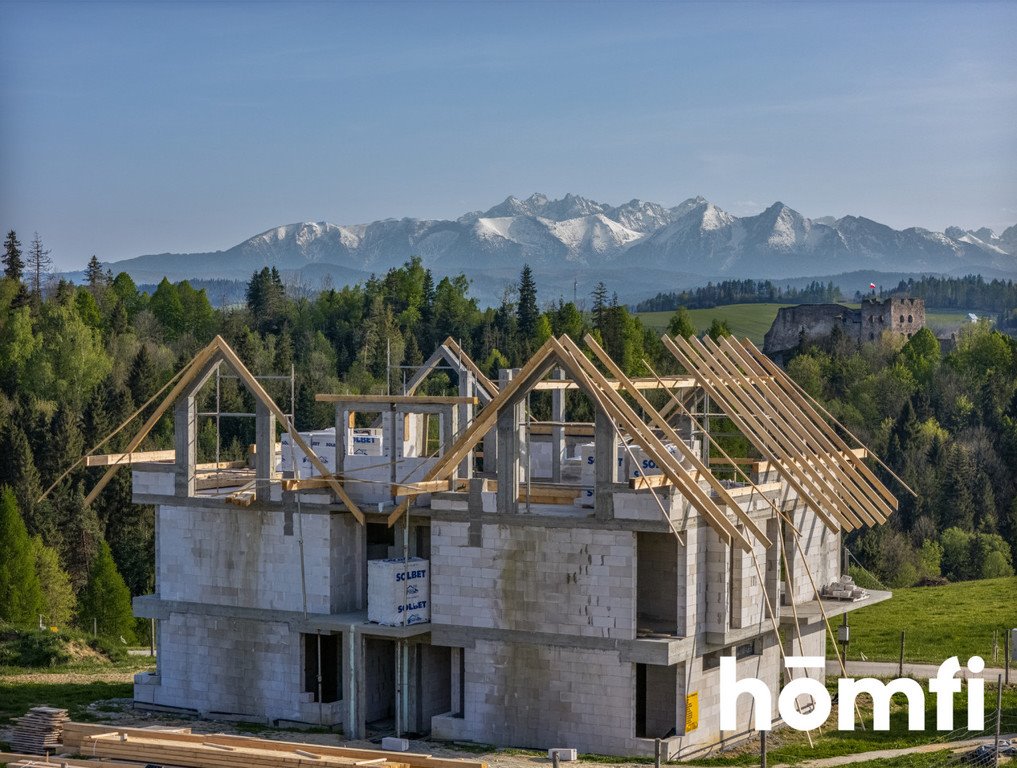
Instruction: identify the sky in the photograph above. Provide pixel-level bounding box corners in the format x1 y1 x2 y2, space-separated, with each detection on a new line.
1 0 1015 271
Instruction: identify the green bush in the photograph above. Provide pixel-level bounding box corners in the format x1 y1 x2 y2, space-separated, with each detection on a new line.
0 628 71 667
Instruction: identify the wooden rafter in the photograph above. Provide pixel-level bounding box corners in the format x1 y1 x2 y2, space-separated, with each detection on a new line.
582 334 772 546
663 333 897 531
663 334 848 531
554 335 751 550
83 336 366 524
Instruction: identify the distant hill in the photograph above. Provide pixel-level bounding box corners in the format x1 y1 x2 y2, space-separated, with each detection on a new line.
95 194 1017 305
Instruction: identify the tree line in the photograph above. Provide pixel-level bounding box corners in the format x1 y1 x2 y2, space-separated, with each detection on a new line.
634 279 840 312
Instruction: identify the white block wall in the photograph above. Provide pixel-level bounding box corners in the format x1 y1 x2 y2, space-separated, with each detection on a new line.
785 506 840 603
431 639 635 754
157 505 331 614
430 521 636 639
150 613 304 721
133 469 175 496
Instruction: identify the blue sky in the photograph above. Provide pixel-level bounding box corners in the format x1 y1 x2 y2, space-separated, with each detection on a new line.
1 0 1015 271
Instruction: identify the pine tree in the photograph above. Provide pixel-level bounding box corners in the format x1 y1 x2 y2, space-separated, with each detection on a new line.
40 404 84 490
84 255 105 291
55 484 103 590
0 486 44 626
77 539 136 642
26 232 52 300
591 282 608 330
100 470 154 597
3 230 24 281
0 422 50 542
127 344 158 408
667 306 696 339
31 535 75 627
516 265 539 343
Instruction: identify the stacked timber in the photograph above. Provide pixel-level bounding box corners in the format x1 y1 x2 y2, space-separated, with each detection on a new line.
61 723 487 768
11 707 69 754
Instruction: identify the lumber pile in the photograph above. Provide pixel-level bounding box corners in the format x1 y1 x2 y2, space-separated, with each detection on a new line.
10 707 69 755
61 723 488 768
79 733 398 768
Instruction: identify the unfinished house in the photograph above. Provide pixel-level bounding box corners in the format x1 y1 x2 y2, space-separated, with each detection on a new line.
99 333 895 759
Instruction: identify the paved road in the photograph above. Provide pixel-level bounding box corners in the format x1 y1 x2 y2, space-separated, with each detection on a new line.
826 659 1009 680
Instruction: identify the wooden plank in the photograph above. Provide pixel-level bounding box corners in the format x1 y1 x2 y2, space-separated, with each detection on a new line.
62 724 487 768
391 479 458 495
532 376 696 391
526 423 595 437
194 470 255 490
314 394 478 405
84 449 175 466
584 333 773 547
85 339 222 505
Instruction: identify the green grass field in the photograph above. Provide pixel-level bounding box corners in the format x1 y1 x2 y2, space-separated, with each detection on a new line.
637 304 980 345
830 577 1017 664
0 680 133 724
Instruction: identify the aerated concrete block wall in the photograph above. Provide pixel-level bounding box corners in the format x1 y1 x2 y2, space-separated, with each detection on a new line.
671 634 781 757
785 506 840 603
430 521 636 638
431 639 635 754
152 613 309 722
730 532 770 630
157 505 333 614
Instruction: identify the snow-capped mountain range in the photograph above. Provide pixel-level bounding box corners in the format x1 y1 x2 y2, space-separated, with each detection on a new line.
109 194 1017 302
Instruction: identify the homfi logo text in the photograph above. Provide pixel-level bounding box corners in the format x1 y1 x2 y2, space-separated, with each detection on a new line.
720 656 986 732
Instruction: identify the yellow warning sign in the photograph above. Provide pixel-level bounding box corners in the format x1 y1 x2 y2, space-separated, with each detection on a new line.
685 691 699 732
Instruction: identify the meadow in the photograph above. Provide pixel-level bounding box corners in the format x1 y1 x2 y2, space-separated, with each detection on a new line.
637 303 977 344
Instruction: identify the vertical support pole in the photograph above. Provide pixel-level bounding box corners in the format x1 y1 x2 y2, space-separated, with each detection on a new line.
344 627 363 739
594 404 617 520
1005 630 1010 685
496 369 520 514
395 640 402 737
993 675 1002 768
654 738 661 768
388 404 398 506
150 618 155 657
255 399 276 502
551 368 565 483
898 631 905 678
458 372 473 479
174 395 197 497
441 405 459 483
335 407 348 480
760 729 767 768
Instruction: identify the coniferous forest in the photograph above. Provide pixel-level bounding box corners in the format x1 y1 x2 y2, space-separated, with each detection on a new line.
1 228 1015 639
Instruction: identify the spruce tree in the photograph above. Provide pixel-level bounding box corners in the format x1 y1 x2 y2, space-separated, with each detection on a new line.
0 422 50 542
516 265 539 343
127 344 158 408
26 232 52 300
591 281 608 330
77 539 136 642
84 255 105 291
55 484 103 590
3 230 24 281
40 404 84 490
31 535 75 627
0 486 44 626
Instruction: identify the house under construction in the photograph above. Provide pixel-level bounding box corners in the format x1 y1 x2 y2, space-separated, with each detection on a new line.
91 333 896 759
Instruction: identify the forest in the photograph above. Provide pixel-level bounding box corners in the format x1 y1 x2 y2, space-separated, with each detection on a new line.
1 228 1015 641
